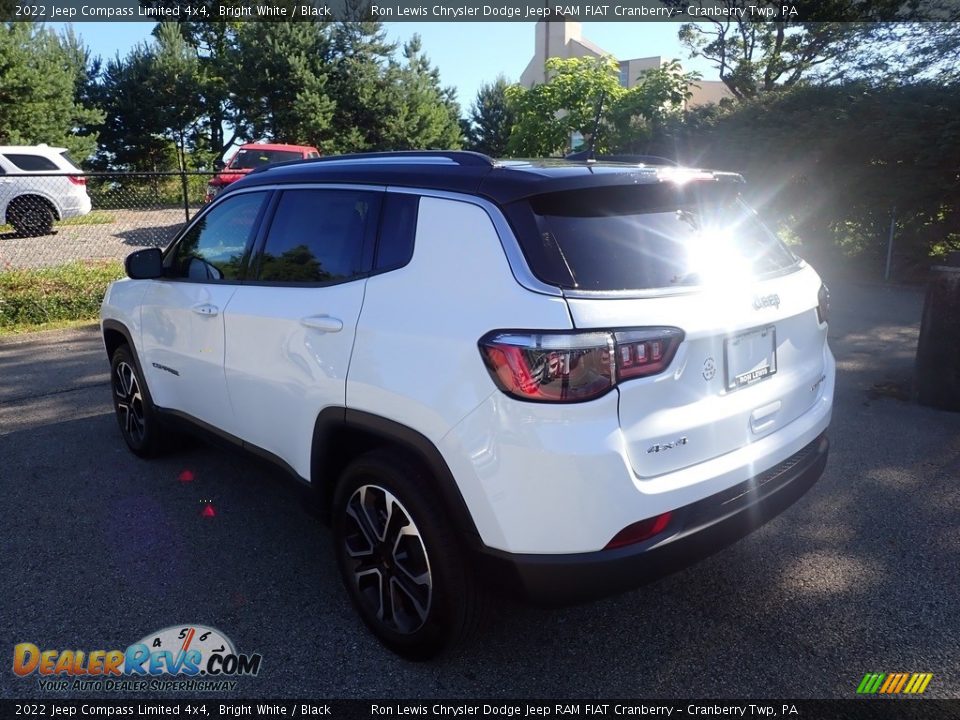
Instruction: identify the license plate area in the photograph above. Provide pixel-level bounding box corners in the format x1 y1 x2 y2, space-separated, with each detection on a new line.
725 325 777 390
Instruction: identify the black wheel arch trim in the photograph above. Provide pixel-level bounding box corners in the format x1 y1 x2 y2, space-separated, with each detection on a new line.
101 320 148 381
312 407 482 546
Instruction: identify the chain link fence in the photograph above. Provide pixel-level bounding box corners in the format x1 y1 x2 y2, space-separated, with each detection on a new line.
0 171 216 271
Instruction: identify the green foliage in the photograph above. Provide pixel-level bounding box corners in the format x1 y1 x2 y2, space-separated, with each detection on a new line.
0 260 124 331
380 36 462 151
464 76 516 157
506 56 696 157
91 43 180 171
230 21 335 147
88 21 462 165
647 81 960 275
670 3 960 100
0 23 102 159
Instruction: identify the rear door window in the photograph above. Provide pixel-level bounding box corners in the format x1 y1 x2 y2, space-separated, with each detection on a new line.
253 189 381 284
506 183 797 291
4 153 59 171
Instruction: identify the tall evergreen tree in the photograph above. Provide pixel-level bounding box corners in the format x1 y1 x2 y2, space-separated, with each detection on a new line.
0 23 102 159
381 36 461 150
465 76 515 157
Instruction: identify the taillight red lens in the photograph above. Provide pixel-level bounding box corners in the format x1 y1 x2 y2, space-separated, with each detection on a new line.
479 327 684 403
604 511 673 549
479 332 614 402
67 175 86 186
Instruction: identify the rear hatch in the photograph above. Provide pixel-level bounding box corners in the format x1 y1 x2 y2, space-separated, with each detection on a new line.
508 178 830 479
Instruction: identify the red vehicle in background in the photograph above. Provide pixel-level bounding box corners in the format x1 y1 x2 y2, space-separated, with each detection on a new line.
205 143 320 202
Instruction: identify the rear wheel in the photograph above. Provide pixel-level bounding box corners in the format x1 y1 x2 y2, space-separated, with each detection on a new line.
8 196 55 237
110 344 166 457
332 450 486 660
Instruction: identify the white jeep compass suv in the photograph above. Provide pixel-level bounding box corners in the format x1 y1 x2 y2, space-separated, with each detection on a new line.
100 151 834 659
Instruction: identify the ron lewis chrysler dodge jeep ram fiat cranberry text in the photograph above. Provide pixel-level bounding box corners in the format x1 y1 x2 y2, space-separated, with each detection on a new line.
100 152 834 659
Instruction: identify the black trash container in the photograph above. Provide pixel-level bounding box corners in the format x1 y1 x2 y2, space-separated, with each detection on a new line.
915 252 960 411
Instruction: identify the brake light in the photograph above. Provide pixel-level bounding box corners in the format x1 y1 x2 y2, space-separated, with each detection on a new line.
817 283 830 325
67 175 85 186
604 511 673 549
479 328 683 403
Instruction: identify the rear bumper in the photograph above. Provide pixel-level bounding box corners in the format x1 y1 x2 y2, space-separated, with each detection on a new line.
475 433 828 604
61 192 91 218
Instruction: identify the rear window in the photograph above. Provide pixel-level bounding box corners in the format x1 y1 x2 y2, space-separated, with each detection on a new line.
230 149 302 170
3 153 59 171
59 151 82 171
506 183 797 292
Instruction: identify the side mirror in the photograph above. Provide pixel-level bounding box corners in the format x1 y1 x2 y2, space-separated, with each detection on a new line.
213 160 226 171
125 248 163 280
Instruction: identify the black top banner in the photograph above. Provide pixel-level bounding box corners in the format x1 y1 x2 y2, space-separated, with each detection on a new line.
3 699 960 720
2 0 957 23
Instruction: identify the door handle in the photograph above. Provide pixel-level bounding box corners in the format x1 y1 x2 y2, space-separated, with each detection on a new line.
300 315 343 333
191 303 219 316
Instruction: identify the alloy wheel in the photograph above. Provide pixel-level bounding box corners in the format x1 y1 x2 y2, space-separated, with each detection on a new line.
114 361 146 445
341 484 433 635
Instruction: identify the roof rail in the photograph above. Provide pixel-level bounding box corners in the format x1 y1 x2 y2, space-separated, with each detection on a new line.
564 151 678 166
251 150 497 174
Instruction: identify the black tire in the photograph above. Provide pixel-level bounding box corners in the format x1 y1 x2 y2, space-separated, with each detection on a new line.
8 197 55 237
110 344 166 458
332 450 487 660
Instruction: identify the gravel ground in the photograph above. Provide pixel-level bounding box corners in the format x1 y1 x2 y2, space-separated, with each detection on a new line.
0 208 188 269
1 279 958 700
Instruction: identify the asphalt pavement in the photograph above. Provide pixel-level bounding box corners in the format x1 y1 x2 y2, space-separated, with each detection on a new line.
1 280 959 699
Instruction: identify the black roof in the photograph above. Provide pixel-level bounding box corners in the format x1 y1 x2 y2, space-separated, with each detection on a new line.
225 151 743 205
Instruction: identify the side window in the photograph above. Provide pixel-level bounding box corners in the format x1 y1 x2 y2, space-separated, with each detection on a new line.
165 192 267 281
256 189 381 284
5 153 59 171
374 193 418 272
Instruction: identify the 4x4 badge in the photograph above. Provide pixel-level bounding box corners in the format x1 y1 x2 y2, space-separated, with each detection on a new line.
647 437 688 454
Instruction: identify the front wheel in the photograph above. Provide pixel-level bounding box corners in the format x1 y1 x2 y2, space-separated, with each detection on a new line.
332 450 486 660
110 344 166 457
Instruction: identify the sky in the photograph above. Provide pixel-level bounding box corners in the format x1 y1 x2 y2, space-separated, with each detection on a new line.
54 21 719 113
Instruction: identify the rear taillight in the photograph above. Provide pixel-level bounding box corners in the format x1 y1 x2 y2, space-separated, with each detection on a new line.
817 283 830 325
479 327 683 403
67 175 86 186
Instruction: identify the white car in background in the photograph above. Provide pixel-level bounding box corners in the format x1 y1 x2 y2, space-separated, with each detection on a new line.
0 144 92 236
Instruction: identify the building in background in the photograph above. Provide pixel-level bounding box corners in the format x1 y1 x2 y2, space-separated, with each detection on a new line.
519 21 732 108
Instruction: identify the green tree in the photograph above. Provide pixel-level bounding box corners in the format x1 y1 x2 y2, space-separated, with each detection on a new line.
381 36 462 150
91 43 176 171
168 17 247 164
322 21 398 153
507 56 624 157
0 23 102 159
668 1 960 100
506 56 696 157
151 23 206 173
229 21 335 146
464 76 515 157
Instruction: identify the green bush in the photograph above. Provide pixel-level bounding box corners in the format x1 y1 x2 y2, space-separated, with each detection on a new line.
0 261 124 331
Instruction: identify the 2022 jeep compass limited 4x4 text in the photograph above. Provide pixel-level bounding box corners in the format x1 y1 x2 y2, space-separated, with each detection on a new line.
100 151 834 659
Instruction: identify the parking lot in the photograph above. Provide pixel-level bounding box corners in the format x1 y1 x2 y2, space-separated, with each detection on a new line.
1 278 958 699
0 208 187 270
